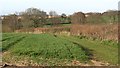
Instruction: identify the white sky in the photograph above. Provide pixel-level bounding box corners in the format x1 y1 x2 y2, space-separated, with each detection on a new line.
0 0 119 15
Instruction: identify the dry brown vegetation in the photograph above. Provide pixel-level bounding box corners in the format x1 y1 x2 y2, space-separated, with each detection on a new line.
70 23 118 41
15 23 118 41
15 26 71 34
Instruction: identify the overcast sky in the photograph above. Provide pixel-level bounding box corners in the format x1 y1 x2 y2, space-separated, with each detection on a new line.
0 0 119 15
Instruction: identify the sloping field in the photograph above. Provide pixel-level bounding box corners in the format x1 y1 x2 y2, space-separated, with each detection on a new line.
2 33 118 66
2 33 89 66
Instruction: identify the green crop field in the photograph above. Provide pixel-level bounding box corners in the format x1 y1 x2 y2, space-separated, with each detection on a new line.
2 33 118 66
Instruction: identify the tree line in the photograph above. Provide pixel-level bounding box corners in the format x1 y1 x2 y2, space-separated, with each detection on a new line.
1 7 118 32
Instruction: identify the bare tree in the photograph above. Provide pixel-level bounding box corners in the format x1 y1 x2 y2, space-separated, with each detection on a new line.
49 11 58 17
20 8 47 28
71 12 86 24
20 13 34 28
25 8 41 15
2 14 19 32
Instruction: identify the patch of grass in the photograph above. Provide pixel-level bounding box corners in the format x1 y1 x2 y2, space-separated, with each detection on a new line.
2 34 26 51
60 35 118 65
3 33 89 65
2 33 118 65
